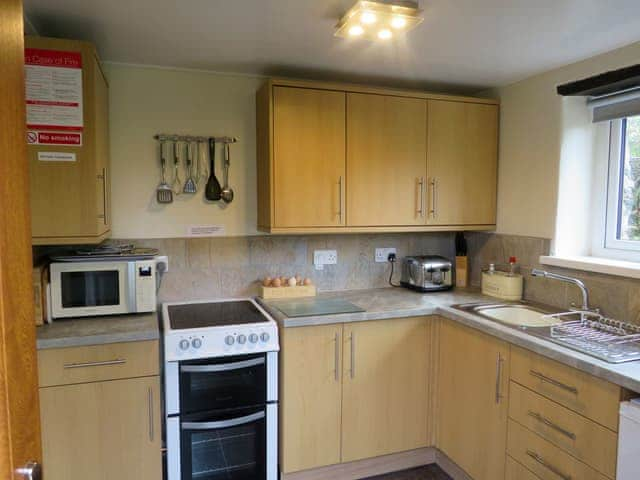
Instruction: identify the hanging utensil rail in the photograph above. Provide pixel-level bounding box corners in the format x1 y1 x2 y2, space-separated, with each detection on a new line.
154 134 238 144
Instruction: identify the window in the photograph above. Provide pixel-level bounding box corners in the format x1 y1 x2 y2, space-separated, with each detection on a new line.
605 115 640 255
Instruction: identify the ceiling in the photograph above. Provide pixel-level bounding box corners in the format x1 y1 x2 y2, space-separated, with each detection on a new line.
23 0 640 93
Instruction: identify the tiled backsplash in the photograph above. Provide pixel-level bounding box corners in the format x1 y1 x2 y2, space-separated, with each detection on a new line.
466 232 640 324
121 233 455 303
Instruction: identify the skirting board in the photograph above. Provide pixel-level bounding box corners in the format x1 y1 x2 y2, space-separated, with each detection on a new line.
281 448 473 480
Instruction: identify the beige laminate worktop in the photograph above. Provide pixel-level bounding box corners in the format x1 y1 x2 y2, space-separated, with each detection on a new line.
259 287 640 393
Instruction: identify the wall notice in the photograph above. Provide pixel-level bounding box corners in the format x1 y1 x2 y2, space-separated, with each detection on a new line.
37 152 77 162
25 48 83 132
27 131 82 146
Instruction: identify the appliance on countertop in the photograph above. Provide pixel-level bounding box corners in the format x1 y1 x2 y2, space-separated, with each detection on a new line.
400 255 454 292
162 298 279 480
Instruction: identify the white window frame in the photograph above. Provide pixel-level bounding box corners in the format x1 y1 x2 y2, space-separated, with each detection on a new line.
595 117 640 261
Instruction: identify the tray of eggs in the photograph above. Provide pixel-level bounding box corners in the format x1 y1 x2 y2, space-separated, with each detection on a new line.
260 275 316 299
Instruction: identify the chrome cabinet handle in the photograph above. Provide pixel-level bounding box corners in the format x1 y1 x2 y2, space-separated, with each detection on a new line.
337 176 343 224
16 461 42 480
63 358 126 369
97 168 107 224
527 410 576 440
182 411 265 430
526 450 572 480
495 353 504 404
350 333 355 379
429 178 437 218
148 386 154 442
334 332 340 382
529 370 578 395
181 357 264 373
417 177 425 217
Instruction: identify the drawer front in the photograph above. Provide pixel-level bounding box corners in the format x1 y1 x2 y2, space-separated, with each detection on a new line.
506 456 542 480
508 420 610 480
510 346 620 431
509 382 617 478
38 340 159 387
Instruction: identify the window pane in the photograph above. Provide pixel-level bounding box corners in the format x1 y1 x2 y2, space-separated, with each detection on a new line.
619 115 640 241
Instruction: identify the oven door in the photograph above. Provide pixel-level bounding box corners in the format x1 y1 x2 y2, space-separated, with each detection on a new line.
168 404 277 480
179 353 267 415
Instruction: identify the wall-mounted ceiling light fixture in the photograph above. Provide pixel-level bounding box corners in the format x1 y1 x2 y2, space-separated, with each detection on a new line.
335 0 423 41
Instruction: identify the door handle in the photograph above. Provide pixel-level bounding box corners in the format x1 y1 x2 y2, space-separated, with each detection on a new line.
337 176 343 224
63 358 126 369
349 333 355 379
148 386 154 442
526 450 572 480
16 461 42 480
529 370 578 395
334 332 340 382
417 177 425 218
495 352 504 404
97 168 108 225
429 178 437 218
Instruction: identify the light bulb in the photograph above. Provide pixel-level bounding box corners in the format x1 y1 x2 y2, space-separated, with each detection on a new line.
361 11 377 24
377 29 392 40
391 16 407 29
348 25 364 36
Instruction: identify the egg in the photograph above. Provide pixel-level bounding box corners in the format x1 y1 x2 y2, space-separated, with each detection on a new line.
272 278 282 287
303 278 313 286
288 277 297 287
295 275 302 285
262 277 272 287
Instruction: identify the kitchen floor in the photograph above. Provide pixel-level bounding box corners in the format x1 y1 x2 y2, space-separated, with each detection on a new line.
365 465 452 480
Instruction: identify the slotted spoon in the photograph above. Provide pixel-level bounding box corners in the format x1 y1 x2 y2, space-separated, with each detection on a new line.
183 141 197 194
156 140 173 203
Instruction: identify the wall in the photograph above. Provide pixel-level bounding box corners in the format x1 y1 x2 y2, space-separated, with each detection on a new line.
119 233 455 302
488 40 640 240
104 63 264 238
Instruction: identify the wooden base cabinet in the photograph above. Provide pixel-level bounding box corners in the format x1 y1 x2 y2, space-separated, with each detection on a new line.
280 318 431 474
436 319 510 480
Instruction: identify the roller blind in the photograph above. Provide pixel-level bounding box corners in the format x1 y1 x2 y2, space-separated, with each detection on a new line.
588 88 640 123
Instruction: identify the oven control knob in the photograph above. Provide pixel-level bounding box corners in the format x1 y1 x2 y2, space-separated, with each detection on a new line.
225 335 235 346
249 333 259 343
260 332 270 342
179 339 190 351
191 338 202 349
237 334 247 345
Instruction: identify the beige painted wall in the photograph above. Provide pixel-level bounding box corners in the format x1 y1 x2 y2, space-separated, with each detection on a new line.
104 63 264 238
489 40 640 240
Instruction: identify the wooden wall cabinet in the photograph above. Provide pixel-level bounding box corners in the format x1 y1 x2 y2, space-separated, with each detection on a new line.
26 36 111 245
436 319 510 480
256 78 499 234
279 317 431 474
38 341 161 480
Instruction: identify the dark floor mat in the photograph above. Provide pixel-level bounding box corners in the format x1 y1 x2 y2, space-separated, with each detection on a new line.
364 464 452 480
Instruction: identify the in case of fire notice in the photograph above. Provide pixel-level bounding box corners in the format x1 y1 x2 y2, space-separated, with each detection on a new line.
25 48 84 133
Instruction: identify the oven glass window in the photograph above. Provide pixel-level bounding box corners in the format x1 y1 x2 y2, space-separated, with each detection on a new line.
179 354 266 414
181 407 266 480
61 270 120 308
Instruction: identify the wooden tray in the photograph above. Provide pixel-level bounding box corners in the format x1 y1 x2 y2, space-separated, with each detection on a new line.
260 285 316 299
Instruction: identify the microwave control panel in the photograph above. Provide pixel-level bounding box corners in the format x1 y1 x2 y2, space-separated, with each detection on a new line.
135 260 157 312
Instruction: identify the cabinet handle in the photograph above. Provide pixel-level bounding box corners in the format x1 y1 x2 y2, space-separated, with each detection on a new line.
529 370 578 395
63 358 126 369
495 353 504 404
526 450 572 480
148 386 154 442
417 177 425 218
334 332 340 382
429 178 437 218
337 176 343 224
349 333 355 379
97 168 107 225
527 411 576 440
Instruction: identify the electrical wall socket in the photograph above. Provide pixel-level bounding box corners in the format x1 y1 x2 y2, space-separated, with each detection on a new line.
375 247 397 263
314 250 338 270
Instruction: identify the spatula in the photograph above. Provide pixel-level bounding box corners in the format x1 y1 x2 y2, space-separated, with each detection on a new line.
205 138 222 201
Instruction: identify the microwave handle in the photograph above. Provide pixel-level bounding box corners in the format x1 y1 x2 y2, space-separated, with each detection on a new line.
127 262 137 312
182 411 265 430
180 357 265 373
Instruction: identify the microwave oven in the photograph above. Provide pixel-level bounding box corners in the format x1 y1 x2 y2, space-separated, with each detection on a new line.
49 259 157 319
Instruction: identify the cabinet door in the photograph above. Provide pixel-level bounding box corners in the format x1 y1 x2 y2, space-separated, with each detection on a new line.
273 87 346 227
436 320 509 480
346 93 427 226
427 100 498 226
280 324 343 473
341 317 429 462
39 376 161 480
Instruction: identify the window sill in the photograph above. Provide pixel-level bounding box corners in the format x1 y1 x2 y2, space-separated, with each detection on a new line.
539 255 640 279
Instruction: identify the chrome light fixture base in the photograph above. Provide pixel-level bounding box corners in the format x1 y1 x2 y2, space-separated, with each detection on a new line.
335 0 424 41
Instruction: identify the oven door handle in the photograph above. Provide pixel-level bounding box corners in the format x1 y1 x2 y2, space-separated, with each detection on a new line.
180 357 265 373
181 411 265 430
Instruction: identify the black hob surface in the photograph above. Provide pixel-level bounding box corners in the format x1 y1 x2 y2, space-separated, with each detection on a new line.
168 301 269 330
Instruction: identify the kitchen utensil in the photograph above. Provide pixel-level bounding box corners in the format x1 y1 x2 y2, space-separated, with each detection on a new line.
220 142 234 203
205 138 222 201
195 140 208 186
156 140 173 204
183 141 197 194
400 255 454 292
171 141 182 195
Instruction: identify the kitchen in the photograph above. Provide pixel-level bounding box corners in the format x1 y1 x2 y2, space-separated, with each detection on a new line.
3 1 640 480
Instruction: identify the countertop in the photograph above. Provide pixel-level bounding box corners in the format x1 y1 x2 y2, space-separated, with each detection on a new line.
36 312 160 350
259 287 640 393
